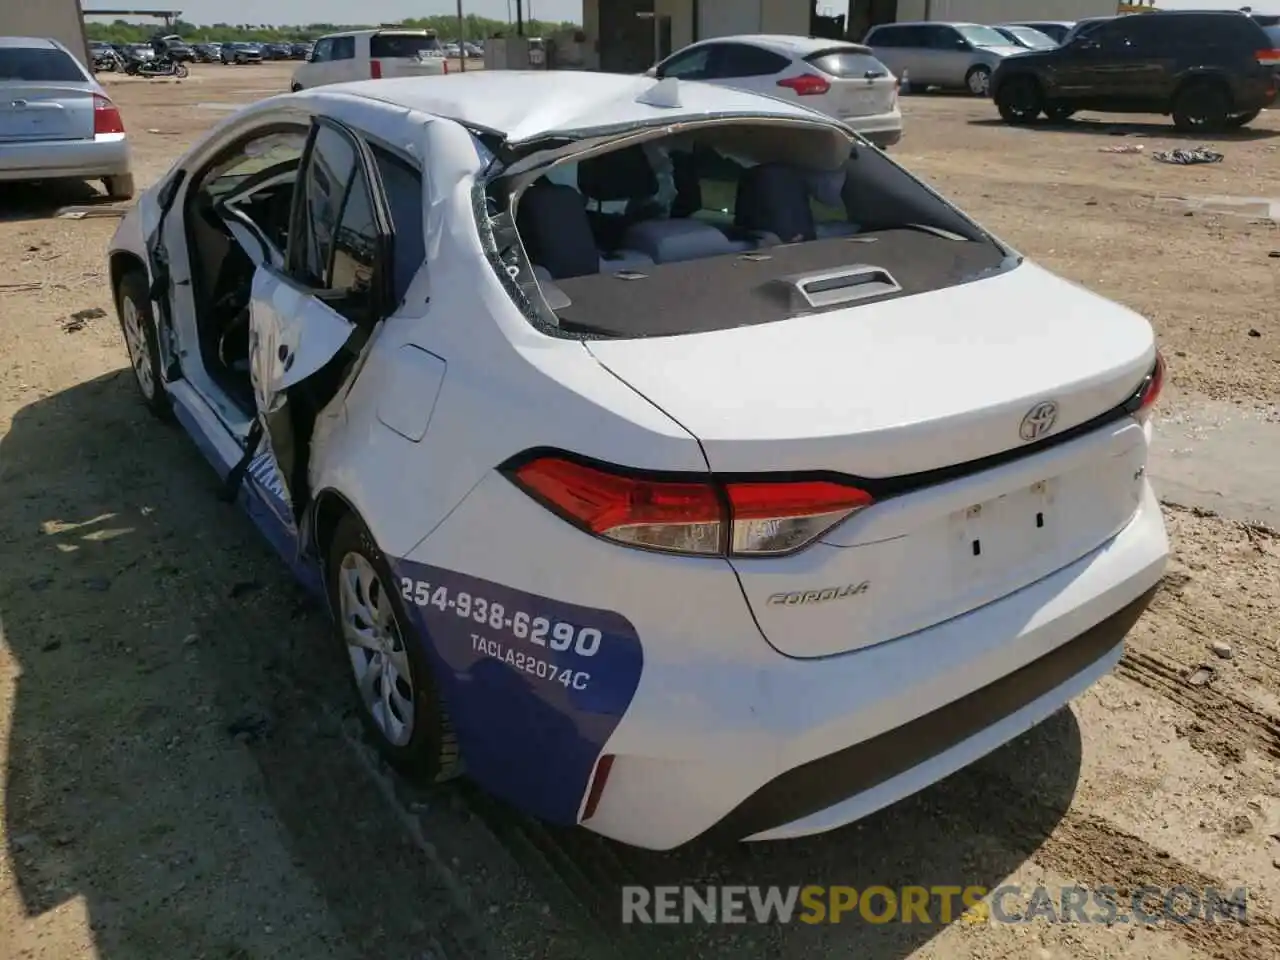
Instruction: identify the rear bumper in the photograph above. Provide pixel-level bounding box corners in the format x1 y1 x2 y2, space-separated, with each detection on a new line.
842 108 903 147
585 481 1167 849
0 134 130 182
720 584 1153 842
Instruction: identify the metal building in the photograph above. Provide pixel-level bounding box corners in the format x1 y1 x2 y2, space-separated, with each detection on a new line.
0 0 91 67
581 0 1125 72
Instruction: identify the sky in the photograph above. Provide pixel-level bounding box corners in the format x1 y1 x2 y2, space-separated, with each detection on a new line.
82 0 1276 28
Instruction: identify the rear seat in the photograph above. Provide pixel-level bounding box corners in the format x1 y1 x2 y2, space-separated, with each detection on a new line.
621 219 753 264
516 179 654 280
734 162 860 242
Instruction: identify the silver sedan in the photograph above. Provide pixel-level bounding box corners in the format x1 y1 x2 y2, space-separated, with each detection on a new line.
0 36 134 199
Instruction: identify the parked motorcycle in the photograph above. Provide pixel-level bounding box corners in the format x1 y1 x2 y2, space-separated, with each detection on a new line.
123 55 189 79
92 49 124 73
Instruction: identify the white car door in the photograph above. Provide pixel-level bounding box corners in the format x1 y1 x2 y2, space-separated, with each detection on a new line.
295 37 332 88
240 117 396 526
328 35 358 84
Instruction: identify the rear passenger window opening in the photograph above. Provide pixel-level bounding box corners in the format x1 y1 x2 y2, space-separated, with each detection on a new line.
484 121 1017 340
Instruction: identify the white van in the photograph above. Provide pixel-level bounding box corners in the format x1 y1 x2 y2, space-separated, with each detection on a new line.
290 29 447 91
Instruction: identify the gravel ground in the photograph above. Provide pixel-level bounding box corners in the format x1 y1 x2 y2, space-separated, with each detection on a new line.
2 65 1278 960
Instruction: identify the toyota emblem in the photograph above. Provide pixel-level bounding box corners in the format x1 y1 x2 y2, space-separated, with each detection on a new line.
1019 401 1059 442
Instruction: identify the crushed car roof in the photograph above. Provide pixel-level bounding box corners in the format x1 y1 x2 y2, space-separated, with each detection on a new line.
326 70 847 144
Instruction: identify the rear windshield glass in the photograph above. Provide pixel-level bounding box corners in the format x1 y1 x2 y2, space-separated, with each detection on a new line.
805 48 888 78
1265 25 1280 45
489 124 1009 340
0 48 86 82
370 33 442 58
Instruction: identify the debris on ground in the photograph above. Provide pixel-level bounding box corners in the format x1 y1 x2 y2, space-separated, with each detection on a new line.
1186 665 1215 687
54 206 130 220
1099 144 1144 154
1211 640 1234 660
60 307 107 333
1152 146 1224 165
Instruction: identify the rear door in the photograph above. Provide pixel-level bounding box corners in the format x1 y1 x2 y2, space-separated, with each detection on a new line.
369 31 446 79
329 35 357 84
865 25 912 79
920 24 970 87
0 44 96 143
242 118 397 526
803 46 898 119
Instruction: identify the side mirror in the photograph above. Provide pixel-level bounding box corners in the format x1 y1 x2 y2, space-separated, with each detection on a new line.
647 65 660 78
955 39 970 50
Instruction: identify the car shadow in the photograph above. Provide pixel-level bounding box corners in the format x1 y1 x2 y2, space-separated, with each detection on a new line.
967 116 1280 142
467 688 1083 958
0 181 123 224
0 371 537 958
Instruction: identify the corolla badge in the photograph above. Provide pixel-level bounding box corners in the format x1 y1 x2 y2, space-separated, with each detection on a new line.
1019 400 1059 442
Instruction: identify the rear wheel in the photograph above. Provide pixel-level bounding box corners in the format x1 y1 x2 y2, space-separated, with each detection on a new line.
995 76 1043 124
290 83 302 92
173 62 189 78
1171 80 1231 132
104 173 134 200
965 64 992 97
115 269 171 419
326 512 461 782
1224 109 1261 129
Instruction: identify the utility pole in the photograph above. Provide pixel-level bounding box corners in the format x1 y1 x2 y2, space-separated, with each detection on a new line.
457 0 466 71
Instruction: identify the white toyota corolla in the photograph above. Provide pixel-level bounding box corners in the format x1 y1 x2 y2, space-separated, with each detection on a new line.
106 71 1168 851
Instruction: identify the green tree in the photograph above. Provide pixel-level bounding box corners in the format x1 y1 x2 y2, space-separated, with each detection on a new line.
85 15 579 45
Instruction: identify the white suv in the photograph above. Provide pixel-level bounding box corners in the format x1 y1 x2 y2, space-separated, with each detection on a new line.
290 29 447 91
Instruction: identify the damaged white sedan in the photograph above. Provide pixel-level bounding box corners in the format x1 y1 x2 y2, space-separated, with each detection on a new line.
106 70 1168 851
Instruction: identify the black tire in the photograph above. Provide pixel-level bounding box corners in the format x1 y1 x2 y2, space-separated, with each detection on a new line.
1171 80 1231 132
104 173 134 200
326 512 461 783
1044 104 1077 123
114 269 171 420
290 83 302 93
173 62 189 78
965 64 992 97
1224 109 1261 129
995 75 1043 124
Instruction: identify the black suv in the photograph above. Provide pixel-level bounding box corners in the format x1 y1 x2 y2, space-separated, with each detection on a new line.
990 10 1280 131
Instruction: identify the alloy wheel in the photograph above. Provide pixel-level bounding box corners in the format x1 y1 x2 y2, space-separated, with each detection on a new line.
338 551 416 746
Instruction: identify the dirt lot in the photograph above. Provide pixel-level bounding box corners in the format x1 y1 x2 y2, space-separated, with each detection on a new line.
2 62 1279 960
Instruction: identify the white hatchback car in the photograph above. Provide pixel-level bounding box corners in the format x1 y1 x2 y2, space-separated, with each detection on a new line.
649 35 902 147
106 71 1167 851
290 28 447 91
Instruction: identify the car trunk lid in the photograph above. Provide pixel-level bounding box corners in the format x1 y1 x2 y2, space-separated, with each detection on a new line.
0 83 95 142
585 262 1157 658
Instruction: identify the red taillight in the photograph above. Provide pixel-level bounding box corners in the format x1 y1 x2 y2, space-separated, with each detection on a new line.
1135 351 1165 420
370 59 382 79
508 456 873 557
93 94 124 135
581 754 614 821
1256 48 1280 67
777 73 830 96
